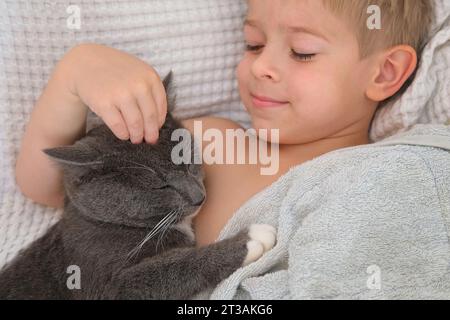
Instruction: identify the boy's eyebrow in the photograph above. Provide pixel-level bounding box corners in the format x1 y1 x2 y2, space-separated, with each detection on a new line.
287 25 330 42
244 18 330 42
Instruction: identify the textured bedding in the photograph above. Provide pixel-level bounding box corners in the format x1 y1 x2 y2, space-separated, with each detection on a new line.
0 0 449 282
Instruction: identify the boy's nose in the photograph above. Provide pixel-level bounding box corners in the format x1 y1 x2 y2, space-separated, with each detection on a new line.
251 49 281 82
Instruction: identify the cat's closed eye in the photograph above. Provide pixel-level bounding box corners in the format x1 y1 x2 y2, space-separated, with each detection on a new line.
187 163 200 175
152 184 170 190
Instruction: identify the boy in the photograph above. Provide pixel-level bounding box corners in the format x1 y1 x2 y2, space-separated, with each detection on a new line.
15 0 433 247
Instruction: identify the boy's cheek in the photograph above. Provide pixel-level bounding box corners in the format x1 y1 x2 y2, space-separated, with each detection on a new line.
236 61 251 95
289 72 338 105
236 58 251 82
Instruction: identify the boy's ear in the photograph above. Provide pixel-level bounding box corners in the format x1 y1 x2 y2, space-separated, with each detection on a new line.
366 45 417 102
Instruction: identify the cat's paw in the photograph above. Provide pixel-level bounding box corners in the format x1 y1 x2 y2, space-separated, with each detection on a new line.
249 224 277 252
242 224 277 267
243 240 265 267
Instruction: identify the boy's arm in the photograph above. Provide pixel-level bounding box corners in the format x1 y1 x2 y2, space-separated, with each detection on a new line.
15 43 171 208
15 48 88 208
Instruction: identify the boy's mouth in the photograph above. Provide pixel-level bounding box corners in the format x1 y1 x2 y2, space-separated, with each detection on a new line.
251 93 289 108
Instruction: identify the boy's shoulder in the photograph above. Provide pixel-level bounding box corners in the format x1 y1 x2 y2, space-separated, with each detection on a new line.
179 115 247 175
178 115 268 189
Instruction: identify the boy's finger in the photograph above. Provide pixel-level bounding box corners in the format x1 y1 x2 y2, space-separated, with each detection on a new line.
136 91 160 144
100 105 129 141
117 97 144 144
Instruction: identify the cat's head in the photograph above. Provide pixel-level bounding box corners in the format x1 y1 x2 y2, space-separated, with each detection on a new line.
43 72 206 228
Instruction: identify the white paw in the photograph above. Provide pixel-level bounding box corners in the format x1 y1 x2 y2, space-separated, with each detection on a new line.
242 224 277 267
243 240 264 266
248 224 277 252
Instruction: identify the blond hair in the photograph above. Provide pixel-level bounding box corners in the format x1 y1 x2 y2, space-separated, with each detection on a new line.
322 0 434 58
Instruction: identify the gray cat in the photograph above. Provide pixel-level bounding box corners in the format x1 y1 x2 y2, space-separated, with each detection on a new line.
0 72 276 300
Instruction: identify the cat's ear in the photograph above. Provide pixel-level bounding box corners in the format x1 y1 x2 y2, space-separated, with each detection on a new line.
42 145 103 168
162 70 177 114
162 70 173 92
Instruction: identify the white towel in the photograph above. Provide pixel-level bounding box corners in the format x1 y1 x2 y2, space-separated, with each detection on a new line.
193 124 450 299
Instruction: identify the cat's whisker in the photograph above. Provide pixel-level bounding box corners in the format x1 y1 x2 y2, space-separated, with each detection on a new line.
152 209 178 252
160 213 177 238
156 208 181 251
147 209 178 237
123 160 157 174
161 206 183 246
136 210 177 255
118 166 157 174
135 212 174 247
123 160 147 168
126 209 178 261
126 213 173 261
158 210 180 250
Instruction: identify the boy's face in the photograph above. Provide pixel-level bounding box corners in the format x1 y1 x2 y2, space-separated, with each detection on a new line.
237 0 378 144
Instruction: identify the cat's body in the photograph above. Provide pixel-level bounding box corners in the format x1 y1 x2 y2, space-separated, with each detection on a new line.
0 72 276 300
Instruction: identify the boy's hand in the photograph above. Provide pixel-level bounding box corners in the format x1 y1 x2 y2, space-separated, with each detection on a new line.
65 43 167 144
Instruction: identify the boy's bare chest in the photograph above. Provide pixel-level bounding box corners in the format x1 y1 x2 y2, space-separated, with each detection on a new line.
180 116 289 247
192 162 283 247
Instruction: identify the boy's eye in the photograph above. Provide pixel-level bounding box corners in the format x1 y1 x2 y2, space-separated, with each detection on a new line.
245 44 263 52
245 44 316 62
290 50 316 62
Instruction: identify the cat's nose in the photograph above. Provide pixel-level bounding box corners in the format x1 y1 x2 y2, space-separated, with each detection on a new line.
188 180 205 206
193 194 206 206
171 175 206 206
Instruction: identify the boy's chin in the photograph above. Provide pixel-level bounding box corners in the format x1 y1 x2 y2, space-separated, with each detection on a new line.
250 117 279 130
249 120 282 142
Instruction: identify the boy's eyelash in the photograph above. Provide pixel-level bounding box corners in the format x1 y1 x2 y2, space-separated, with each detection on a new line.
245 44 263 52
245 44 316 62
290 51 316 62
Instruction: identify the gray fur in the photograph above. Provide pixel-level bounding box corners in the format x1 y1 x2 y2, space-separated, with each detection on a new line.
0 72 250 300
